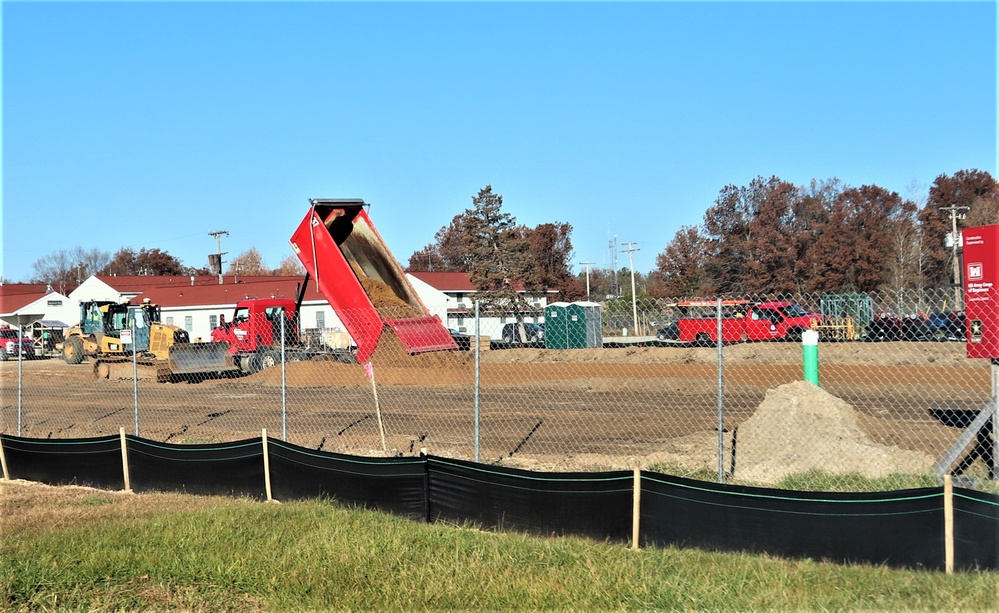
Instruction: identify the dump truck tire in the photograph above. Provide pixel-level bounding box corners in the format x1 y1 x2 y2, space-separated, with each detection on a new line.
64 336 85 364
258 348 278 370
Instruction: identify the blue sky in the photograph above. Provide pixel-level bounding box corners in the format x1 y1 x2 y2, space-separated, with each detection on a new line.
2 1 996 283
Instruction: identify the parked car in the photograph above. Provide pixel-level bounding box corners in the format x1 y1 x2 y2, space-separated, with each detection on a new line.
656 323 680 341
0 327 36 360
448 328 472 351
928 310 966 341
866 312 944 342
501 322 544 344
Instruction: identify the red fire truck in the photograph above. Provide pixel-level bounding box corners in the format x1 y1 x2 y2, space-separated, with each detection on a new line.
661 300 821 345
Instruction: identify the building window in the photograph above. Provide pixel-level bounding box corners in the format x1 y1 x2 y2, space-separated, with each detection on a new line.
165 317 174 326
316 312 325 329
184 316 193 333
209 315 218 330
457 316 464 327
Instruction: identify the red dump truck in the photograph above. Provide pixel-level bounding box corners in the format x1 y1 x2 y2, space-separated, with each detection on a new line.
211 198 457 372
210 296 356 374
660 300 821 345
289 198 457 363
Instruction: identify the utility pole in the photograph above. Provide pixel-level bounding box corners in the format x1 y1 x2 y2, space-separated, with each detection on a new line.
621 241 640 336
940 205 969 310
578 260 595 302
609 235 619 297
208 230 229 285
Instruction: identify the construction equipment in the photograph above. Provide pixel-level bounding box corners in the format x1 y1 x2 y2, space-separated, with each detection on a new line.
60 300 236 381
289 199 457 363
210 296 356 374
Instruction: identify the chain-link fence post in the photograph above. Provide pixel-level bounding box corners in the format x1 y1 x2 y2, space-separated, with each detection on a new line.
131 318 139 436
474 299 481 463
281 312 287 441
716 297 725 483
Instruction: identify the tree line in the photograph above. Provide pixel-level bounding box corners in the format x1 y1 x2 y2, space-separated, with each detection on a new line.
26 246 304 294
646 169 997 299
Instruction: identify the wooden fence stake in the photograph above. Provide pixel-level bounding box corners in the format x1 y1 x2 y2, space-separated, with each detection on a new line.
119 427 132 493
632 466 641 551
0 434 9 481
944 474 954 574
263 429 273 502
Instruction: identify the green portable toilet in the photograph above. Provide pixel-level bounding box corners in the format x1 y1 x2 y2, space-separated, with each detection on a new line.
544 301 603 349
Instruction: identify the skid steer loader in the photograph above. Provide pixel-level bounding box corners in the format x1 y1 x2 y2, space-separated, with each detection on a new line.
60 300 236 381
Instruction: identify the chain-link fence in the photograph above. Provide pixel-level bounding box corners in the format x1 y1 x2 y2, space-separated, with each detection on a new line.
2 287 995 493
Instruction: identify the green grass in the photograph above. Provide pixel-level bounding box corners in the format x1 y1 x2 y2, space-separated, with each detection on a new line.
3 486 996 611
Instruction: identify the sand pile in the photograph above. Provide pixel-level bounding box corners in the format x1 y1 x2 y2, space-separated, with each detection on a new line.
734 381 933 485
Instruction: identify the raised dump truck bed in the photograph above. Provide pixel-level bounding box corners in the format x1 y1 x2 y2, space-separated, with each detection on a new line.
289 199 457 363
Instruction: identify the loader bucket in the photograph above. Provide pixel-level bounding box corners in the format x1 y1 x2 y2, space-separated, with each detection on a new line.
289 199 458 363
168 342 238 375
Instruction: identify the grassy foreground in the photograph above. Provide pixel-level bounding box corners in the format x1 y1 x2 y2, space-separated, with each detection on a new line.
2 480 996 611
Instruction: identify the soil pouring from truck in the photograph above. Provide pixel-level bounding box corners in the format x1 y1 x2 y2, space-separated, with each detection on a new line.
673 300 821 345
289 198 457 363
210 296 356 374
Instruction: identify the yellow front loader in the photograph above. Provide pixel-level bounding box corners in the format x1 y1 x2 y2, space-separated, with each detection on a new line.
60 300 236 381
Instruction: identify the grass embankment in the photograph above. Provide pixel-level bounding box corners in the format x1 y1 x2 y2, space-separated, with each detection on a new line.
2 481 996 611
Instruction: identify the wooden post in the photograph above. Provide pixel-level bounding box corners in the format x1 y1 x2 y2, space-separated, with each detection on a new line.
119 427 132 493
263 429 273 502
631 466 641 551
944 474 954 574
0 434 9 481
365 363 387 452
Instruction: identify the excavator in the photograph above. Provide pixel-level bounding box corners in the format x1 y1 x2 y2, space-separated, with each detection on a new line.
60 299 237 381
289 198 457 363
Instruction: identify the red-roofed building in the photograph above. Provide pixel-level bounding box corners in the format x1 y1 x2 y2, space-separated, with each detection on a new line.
64 273 451 343
0 283 76 349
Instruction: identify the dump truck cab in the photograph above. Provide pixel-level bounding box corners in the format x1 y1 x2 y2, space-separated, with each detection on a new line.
213 297 298 355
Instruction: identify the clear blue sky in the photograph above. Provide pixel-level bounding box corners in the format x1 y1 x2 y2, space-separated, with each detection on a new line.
2 1 996 283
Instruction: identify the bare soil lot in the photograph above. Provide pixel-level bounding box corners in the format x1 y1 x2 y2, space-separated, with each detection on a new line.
1 340 991 480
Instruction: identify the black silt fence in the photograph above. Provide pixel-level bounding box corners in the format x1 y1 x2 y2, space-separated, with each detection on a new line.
267 438 427 520
1 434 124 490
641 472 963 571
427 455 634 541
2 434 996 571
954 489 999 569
125 437 266 499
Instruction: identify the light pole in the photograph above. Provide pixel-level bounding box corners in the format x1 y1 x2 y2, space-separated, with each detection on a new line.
578 260 594 301
941 204 969 310
621 242 639 335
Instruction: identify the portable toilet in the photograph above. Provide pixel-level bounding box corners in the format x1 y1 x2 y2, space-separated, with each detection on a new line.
544 301 603 349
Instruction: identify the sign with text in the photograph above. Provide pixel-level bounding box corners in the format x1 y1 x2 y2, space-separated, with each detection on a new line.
963 225 999 359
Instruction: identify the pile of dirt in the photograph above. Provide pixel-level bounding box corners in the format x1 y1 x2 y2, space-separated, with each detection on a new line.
367 328 472 371
734 381 933 485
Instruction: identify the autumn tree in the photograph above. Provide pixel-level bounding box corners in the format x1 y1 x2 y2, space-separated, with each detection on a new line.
273 254 306 276
226 248 269 276
921 170 999 288
518 222 584 301
30 247 111 292
102 247 184 277
406 215 475 273
648 225 710 298
699 176 797 295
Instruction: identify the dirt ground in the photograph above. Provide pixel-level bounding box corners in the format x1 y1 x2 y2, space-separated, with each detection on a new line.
1 338 993 483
